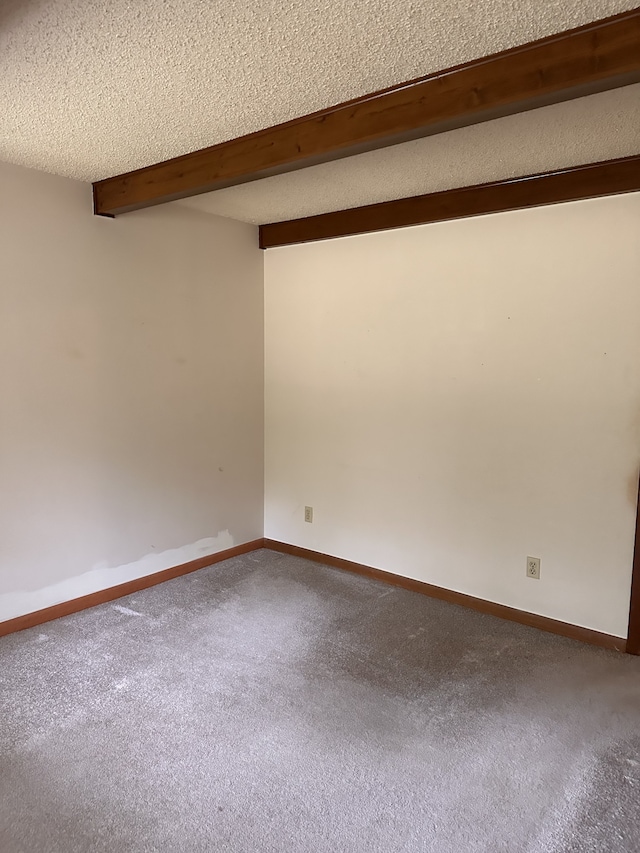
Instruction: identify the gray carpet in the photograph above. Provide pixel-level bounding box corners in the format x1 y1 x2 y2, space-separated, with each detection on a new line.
1 548 639 852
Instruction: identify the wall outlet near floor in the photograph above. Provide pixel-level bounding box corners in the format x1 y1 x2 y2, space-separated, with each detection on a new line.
526 556 541 579
304 506 313 523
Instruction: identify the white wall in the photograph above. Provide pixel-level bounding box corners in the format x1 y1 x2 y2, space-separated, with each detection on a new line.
265 195 640 638
0 161 264 621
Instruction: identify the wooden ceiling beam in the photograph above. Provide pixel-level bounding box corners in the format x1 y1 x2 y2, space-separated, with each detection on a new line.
93 9 640 217
259 155 640 248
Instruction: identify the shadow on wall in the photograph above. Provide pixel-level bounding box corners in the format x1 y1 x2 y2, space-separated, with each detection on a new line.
0 1 47 30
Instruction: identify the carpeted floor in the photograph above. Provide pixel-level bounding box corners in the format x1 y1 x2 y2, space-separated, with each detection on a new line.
1 548 639 852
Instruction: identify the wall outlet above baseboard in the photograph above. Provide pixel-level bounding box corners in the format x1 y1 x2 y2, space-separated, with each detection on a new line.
527 557 541 579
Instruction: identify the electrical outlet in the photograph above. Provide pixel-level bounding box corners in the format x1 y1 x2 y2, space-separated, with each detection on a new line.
304 506 313 523
526 556 541 580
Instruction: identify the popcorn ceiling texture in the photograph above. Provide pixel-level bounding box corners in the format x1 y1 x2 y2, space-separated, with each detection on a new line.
0 0 636 186
178 84 640 224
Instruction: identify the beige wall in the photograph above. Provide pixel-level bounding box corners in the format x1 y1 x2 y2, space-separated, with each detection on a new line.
0 161 264 621
265 195 640 638
3 159 639 639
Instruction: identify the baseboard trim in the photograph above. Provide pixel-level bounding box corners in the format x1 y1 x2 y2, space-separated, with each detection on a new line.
264 539 627 653
2 536 627 653
0 538 266 639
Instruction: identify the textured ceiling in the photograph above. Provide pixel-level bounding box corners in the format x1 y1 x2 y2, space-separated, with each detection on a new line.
0 0 637 185
176 84 640 224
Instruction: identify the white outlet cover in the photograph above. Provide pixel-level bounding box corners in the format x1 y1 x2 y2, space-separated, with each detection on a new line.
526 556 541 579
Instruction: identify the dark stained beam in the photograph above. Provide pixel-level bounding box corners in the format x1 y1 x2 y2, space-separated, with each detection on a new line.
94 9 640 216
258 155 640 248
